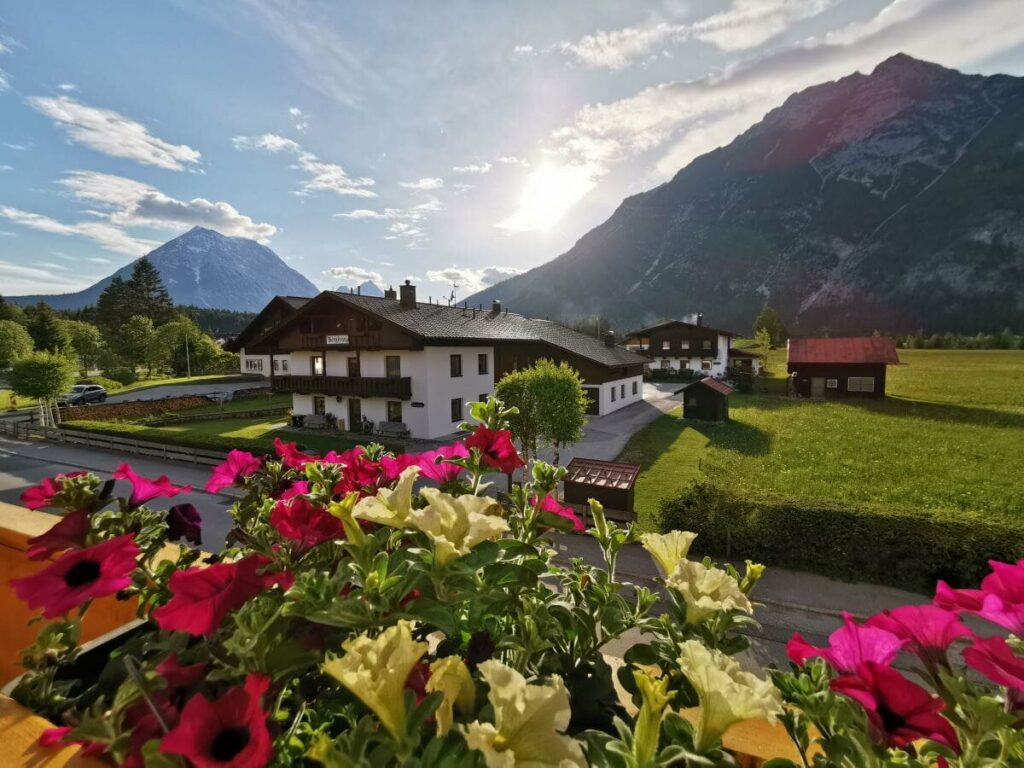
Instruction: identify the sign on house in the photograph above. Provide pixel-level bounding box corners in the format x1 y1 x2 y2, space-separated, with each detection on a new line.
325 334 350 345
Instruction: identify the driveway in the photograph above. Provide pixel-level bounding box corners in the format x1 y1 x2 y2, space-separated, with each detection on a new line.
106 380 266 403
533 382 682 465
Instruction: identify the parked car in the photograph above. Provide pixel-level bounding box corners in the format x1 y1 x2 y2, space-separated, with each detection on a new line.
58 384 108 406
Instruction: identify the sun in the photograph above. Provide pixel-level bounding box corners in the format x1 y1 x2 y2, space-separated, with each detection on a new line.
497 163 598 233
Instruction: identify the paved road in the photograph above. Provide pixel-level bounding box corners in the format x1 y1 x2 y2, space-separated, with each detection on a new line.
0 435 238 551
106 380 266 403
533 382 683 465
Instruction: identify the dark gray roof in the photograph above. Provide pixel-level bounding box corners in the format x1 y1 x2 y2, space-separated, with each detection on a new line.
288 292 648 368
627 318 736 337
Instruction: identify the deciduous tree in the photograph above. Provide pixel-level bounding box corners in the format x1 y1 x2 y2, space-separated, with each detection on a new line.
60 319 106 374
10 351 77 427
0 319 33 368
753 306 788 347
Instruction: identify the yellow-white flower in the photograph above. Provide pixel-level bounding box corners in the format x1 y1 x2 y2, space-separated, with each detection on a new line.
665 559 753 624
353 466 420 528
425 656 475 736
632 668 674 765
462 660 585 768
677 640 783 752
640 531 697 578
409 487 508 566
322 620 428 739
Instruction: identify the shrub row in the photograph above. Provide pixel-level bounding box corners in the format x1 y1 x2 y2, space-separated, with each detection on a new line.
76 376 125 391
59 396 211 423
145 407 290 426
658 483 1024 593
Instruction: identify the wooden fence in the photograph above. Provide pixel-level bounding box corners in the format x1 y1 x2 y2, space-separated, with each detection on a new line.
0 420 227 466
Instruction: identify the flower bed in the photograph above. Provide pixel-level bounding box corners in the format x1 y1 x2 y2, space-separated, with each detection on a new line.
8 397 1024 766
59 396 212 423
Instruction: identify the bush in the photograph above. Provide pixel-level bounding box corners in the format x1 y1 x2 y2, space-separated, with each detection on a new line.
104 366 138 385
658 483 1024 593
77 376 124 391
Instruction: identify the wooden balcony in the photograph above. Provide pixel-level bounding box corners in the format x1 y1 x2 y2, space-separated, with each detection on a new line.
271 374 412 400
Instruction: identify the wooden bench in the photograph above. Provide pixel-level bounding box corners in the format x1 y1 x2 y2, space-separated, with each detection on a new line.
376 421 410 439
302 414 328 429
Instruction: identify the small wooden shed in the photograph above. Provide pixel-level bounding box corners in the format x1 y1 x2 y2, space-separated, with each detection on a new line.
681 377 734 421
563 458 641 519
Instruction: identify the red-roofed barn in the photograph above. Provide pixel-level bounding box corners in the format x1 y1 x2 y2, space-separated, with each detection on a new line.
787 337 900 398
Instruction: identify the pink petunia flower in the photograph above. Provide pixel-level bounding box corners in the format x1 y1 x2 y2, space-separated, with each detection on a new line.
465 426 525 474
379 452 420 484
25 509 91 561
831 661 959 752
113 464 191 507
531 494 585 533
270 497 344 556
963 636 1024 692
38 726 106 757
329 446 383 497
865 605 972 667
273 437 317 470
160 674 272 768
153 555 293 636
786 612 905 672
11 534 140 618
936 560 1024 636
20 471 88 510
416 443 469 485
206 450 262 493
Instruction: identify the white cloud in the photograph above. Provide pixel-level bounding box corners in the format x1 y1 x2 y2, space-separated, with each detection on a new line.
0 164 11 172
27 96 201 170
233 132 376 198
452 162 492 175
0 231 17 236
0 258 98 293
398 177 444 190
0 207 160 256
56 82 77 92
0 71 9 93
58 170 277 241
288 106 310 132
88 256 112 264
335 209 384 220
497 155 529 166
549 0 1024 185
334 197 441 247
425 265 523 294
452 183 475 194
4 143 26 151
324 265 384 287
556 0 836 69
496 163 600 233
513 44 535 56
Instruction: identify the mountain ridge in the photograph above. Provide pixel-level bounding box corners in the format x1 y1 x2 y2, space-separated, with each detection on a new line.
469 54 1024 334
11 227 318 312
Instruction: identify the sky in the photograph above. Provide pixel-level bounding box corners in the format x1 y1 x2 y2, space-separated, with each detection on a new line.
1 0 1023 300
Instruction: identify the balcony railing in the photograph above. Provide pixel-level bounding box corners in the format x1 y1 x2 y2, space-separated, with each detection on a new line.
271 375 412 400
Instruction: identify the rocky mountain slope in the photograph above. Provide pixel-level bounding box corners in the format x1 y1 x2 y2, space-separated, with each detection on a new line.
469 54 1024 334
12 227 318 312
337 280 384 297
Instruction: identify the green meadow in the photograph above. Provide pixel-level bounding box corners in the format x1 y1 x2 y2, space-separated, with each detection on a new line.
620 349 1024 532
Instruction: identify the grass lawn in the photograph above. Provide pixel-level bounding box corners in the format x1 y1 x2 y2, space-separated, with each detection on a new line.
620 349 1024 530
0 374 257 411
166 392 290 417
65 415 391 456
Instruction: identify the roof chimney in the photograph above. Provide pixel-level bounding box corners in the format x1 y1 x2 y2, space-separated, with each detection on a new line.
399 279 416 308
384 285 397 300
356 285 361 295
491 300 502 316
603 331 616 347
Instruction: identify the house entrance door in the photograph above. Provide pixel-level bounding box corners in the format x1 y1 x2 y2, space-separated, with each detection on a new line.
348 398 361 431
810 377 826 397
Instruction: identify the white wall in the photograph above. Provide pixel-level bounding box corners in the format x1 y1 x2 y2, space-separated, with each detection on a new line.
596 375 644 414
652 332 731 378
284 346 495 439
239 349 270 377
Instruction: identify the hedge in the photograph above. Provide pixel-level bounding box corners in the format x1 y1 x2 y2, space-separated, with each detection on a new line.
77 376 124 391
658 483 1024 593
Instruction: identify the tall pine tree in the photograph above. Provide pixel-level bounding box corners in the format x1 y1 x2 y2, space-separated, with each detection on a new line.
96 276 134 336
26 302 72 354
125 257 176 325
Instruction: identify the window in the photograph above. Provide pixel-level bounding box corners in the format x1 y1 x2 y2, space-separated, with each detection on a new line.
478 353 489 375
611 387 616 402
701 360 713 370
450 397 463 422
281 359 288 372
347 356 360 378
311 355 324 376
661 340 670 350
245 358 263 372
385 356 401 378
620 384 625 398
479 393 489 403
660 359 671 369
450 354 463 378
313 396 326 416
848 376 875 393
272 358 279 372
826 378 838 389
386 401 403 422
680 340 690 350
702 340 712 350
632 381 638 395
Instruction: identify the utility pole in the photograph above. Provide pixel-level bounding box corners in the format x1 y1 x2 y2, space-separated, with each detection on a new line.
185 332 192 378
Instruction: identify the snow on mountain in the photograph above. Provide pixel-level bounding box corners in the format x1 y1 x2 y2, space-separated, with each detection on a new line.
11 227 318 311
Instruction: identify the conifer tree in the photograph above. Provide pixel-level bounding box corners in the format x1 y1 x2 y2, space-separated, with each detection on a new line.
126 257 176 325
26 302 72 354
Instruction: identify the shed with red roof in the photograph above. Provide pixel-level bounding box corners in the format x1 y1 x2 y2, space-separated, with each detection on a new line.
786 337 900 398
